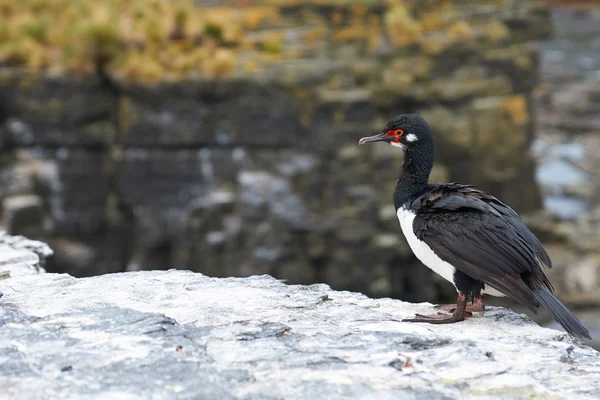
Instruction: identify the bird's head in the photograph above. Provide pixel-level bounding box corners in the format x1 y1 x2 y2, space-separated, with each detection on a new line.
359 114 432 149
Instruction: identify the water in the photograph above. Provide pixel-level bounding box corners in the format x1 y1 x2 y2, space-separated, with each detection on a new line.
540 9 600 82
543 196 589 220
536 159 590 187
533 140 592 219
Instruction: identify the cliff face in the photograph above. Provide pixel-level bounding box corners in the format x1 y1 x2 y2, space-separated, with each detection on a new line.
0 0 551 300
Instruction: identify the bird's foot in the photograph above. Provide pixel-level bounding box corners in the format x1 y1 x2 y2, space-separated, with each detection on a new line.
404 292 469 325
433 304 459 311
434 296 484 313
402 311 471 324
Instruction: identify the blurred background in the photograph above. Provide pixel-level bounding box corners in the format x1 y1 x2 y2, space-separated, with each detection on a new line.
0 0 598 344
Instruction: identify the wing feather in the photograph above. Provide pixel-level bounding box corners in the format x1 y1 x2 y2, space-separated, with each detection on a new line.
411 183 553 310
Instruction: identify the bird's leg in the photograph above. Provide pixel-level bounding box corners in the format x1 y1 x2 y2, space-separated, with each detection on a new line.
403 292 469 324
434 295 484 313
470 295 484 312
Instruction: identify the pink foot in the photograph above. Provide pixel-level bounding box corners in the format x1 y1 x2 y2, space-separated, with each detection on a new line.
435 296 484 313
403 292 470 325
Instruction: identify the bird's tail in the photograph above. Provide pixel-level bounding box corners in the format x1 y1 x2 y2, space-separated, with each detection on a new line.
531 284 591 340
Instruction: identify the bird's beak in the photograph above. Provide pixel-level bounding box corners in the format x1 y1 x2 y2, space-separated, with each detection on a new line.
359 132 388 145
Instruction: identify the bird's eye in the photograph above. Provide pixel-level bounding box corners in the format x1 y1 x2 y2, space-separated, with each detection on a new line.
385 129 404 137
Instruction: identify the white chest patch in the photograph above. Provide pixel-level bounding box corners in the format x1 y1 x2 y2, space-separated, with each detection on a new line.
397 207 457 288
396 207 506 297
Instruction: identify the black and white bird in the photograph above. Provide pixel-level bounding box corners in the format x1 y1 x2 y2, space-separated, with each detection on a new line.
359 114 591 340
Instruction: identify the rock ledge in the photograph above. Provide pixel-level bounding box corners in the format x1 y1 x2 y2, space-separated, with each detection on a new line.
1 266 599 400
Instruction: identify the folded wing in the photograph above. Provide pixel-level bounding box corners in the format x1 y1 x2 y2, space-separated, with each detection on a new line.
410 184 553 311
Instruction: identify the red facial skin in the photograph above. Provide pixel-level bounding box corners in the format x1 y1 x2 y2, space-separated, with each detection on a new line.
384 129 404 143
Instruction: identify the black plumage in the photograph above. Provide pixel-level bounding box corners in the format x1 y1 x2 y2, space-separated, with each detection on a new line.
409 184 552 306
359 114 591 340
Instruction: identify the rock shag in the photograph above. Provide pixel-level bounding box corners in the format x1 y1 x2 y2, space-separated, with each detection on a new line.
359 114 591 340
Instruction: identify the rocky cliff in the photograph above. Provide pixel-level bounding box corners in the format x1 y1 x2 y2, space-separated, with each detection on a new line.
521 7 600 330
0 0 552 301
0 237 599 400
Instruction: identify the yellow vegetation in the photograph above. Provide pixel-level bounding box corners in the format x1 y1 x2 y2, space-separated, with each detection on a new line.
420 13 445 32
484 20 510 42
385 4 422 47
305 27 327 44
501 95 529 126
242 59 261 74
350 5 368 18
447 20 472 40
0 0 522 83
0 0 287 82
262 32 284 54
334 26 368 41
206 48 237 78
418 0 459 32
332 12 344 25
117 51 164 82
243 7 280 31
412 56 433 80
515 55 532 70
420 35 447 55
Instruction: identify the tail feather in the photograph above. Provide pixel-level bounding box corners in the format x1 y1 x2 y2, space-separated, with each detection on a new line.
531 284 591 340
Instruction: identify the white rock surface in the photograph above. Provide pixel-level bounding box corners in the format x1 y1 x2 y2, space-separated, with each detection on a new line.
1 268 599 400
0 232 52 277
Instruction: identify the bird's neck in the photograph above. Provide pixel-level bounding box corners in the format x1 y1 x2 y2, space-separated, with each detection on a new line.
394 144 434 209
